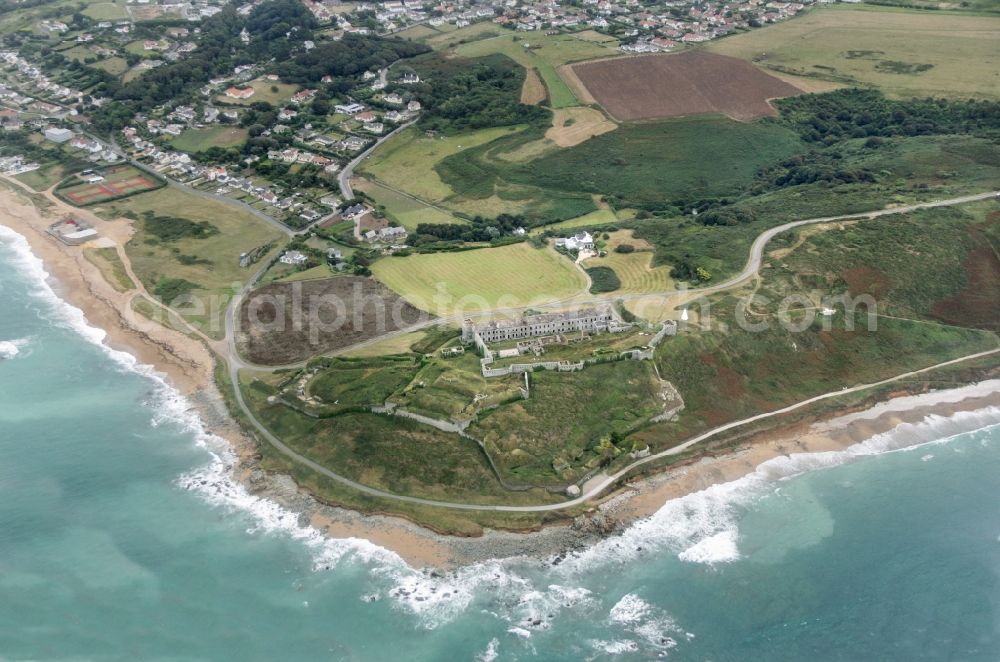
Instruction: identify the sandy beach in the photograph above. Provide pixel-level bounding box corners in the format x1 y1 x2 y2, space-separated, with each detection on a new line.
3 180 1000 569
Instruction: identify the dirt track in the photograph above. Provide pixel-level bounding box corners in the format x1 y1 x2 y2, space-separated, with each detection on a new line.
572 51 803 121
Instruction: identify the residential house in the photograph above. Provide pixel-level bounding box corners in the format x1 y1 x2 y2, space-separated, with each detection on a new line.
279 250 309 266
224 86 255 99
555 231 594 251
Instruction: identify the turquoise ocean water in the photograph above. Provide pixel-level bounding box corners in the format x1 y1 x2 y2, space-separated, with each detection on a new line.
1 224 999 660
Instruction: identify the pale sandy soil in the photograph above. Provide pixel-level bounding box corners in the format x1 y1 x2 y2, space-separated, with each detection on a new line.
545 107 617 147
520 67 547 105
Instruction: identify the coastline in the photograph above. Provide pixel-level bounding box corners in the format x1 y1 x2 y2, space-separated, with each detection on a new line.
3 183 1000 570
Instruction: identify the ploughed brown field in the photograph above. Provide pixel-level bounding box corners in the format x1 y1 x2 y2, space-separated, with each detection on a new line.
571 51 803 121
237 277 429 365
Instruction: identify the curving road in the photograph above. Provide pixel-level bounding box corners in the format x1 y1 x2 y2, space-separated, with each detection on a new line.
337 120 416 200
218 188 1000 511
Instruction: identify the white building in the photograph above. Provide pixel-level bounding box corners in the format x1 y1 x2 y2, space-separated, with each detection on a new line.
555 231 594 251
43 127 73 143
279 250 309 265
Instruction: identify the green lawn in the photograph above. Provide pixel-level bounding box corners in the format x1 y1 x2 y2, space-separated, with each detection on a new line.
14 162 68 191
371 242 586 314
170 126 248 153
706 4 1000 99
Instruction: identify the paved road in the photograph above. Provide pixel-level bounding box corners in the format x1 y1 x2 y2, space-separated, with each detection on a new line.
219 189 1000 511
337 121 416 200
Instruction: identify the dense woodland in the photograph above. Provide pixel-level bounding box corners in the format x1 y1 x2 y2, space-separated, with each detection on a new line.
775 89 1000 144
410 53 549 133
277 35 429 87
413 213 529 245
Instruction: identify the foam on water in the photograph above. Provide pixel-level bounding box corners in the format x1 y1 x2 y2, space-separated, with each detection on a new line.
551 404 1000 577
608 594 682 650
475 637 500 662
0 224 596 635
0 337 28 360
6 220 1000 648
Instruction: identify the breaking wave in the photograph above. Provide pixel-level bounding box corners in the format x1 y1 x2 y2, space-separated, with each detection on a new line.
5 220 1000 652
0 337 28 360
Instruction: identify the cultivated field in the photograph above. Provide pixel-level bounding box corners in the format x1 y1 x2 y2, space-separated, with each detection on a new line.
572 51 803 121
371 242 586 314
544 107 617 147
57 165 163 206
238 277 427 364
706 5 1000 99
453 33 621 108
520 67 547 105
91 57 129 76
170 126 248 153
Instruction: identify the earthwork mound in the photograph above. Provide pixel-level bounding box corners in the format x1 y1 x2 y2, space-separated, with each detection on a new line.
571 51 803 122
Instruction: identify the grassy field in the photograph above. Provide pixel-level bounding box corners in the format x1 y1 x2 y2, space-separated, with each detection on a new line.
308 358 419 409
371 242 586 313
353 177 466 230
242 373 560 504
14 162 69 191
452 32 621 108
358 125 597 221
170 126 248 153
83 247 135 292
360 125 521 203
103 187 284 337
583 230 674 294
470 361 666 484
424 22 504 50
706 5 1000 99
392 351 525 421
393 23 441 40
218 80 299 106
91 57 129 76
82 0 127 20
340 330 432 358
443 115 805 210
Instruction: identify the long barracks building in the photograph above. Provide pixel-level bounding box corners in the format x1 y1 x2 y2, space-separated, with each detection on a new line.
462 306 628 344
